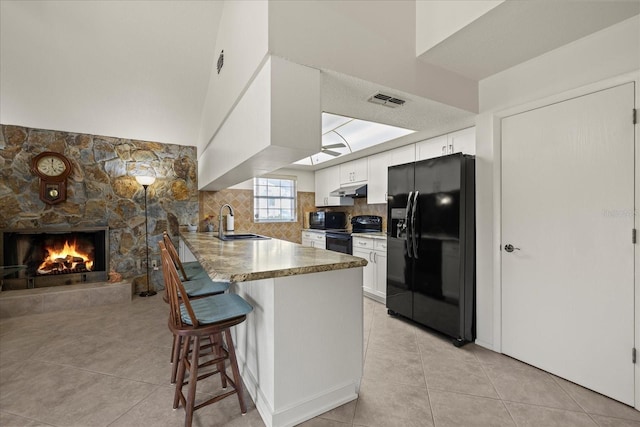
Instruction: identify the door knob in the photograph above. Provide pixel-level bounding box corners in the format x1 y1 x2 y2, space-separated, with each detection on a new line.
504 244 520 253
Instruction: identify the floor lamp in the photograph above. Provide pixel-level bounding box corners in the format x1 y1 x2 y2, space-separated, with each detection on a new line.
136 175 156 297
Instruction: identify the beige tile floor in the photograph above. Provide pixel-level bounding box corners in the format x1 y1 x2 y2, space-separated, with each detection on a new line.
1 295 638 427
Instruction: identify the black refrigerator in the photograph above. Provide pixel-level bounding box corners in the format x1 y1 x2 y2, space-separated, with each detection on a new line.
386 153 475 345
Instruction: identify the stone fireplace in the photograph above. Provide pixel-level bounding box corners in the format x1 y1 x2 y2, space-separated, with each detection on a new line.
1 227 108 290
0 124 199 294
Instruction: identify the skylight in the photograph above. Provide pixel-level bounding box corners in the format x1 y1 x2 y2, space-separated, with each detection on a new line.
294 113 415 166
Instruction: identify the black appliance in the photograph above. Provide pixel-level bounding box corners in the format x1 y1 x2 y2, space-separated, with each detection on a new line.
351 215 383 234
329 184 368 198
386 153 475 346
325 231 352 254
309 211 347 230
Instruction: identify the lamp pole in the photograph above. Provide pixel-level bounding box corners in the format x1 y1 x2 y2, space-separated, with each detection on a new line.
136 176 156 297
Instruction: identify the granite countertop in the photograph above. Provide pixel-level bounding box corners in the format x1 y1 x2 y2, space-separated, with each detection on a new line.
180 232 367 282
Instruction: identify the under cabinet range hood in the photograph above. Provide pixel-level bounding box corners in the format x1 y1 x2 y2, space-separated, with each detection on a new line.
330 184 367 198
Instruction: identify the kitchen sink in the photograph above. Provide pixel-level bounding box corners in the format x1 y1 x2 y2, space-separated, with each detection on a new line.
218 233 270 241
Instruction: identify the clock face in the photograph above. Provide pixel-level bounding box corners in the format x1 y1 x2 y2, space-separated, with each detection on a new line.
36 155 68 177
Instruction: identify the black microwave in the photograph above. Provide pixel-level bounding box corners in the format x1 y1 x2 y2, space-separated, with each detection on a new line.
309 211 346 230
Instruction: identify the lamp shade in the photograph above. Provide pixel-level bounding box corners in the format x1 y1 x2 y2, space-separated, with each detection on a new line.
136 175 156 186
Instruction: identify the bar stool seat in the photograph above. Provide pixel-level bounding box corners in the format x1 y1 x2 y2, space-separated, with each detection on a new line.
180 261 210 281
179 278 229 298
179 293 252 325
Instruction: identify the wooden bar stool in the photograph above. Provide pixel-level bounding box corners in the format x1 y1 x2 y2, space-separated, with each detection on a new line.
163 231 210 281
160 244 252 427
159 237 230 383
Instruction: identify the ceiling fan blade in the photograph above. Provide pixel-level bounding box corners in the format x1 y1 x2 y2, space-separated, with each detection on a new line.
321 143 346 149
321 149 342 157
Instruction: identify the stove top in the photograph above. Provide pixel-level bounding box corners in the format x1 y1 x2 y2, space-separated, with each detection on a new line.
351 215 383 234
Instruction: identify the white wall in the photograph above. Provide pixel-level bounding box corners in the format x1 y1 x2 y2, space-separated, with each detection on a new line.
0 1 221 146
268 0 478 113
198 56 321 191
474 15 640 351
230 168 315 192
198 0 269 153
416 0 503 56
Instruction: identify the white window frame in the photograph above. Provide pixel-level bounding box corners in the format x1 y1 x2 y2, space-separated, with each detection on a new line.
253 175 297 223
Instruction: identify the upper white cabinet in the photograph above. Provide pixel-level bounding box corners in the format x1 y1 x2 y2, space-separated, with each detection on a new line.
315 127 474 207
416 127 475 161
315 165 354 207
388 144 416 167
367 152 390 204
448 127 475 155
415 134 448 161
339 158 368 185
367 144 415 204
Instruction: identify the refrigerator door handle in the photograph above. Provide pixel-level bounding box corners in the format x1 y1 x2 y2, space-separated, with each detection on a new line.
406 191 414 258
411 191 419 259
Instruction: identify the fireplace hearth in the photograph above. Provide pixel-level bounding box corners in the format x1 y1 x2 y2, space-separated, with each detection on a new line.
1 227 109 290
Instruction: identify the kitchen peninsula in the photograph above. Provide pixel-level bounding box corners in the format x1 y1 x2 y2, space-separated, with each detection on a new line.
180 232 367 427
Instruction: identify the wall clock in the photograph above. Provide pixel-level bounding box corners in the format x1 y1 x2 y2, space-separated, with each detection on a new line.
31 151 72 205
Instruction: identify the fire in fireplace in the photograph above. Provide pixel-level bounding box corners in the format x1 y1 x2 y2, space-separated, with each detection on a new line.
1 227 109 290
37 237 95 275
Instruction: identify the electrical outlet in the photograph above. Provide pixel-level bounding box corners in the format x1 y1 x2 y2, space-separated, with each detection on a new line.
151 259 158 269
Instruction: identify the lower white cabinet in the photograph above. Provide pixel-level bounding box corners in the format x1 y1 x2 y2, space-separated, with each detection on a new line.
179 238 197 262
352 236 387 303
301 230 326 249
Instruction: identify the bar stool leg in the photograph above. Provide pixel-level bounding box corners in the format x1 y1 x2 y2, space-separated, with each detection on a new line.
174 336 190 409
171 335 183 384
185 336 200 427
224 329 247 413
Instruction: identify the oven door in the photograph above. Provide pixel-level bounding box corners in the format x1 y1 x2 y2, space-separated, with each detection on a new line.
325 232 352 255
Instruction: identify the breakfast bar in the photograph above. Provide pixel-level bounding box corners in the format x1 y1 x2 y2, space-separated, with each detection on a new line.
180 232 367 427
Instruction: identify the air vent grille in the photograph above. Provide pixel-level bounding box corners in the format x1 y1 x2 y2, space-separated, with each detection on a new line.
368 92 406 108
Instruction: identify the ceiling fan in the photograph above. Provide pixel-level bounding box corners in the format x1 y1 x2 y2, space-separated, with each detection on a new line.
320 142 346 157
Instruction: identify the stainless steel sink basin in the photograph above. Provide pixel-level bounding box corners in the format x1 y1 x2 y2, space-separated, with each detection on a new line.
218 233 270 241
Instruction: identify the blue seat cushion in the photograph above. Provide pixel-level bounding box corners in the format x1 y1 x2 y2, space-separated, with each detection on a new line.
181 278 229 297
180 293 253 326
182 261 209 281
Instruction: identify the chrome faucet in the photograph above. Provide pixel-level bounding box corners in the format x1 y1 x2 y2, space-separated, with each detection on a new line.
218 203 234 240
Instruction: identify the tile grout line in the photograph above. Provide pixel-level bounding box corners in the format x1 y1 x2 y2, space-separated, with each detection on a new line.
417 329 437 427
471 350 519 426
105 384 163 427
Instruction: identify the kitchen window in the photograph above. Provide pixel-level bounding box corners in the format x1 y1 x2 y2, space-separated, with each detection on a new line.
253 176 297 223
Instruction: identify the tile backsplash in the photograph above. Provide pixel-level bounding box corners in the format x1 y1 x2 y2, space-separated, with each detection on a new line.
321 198 387 232
199 190 316 243
200 189 387 243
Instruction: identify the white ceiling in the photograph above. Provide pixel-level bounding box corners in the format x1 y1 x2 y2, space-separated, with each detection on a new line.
0 0 223 146
1 0 638 163
418 0 640 81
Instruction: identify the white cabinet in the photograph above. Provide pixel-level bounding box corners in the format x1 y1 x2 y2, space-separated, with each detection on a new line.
301 230 326 249
352 236 387 303
416 134 448 161
415 127 475 161
367 152 390 204
315 165 353 207
339 158 368 185
389 144 416 167
179 238 197 262
367 144 415 204
448 127 475 155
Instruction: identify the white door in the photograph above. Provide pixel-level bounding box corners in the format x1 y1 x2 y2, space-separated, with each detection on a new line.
501 83 635 405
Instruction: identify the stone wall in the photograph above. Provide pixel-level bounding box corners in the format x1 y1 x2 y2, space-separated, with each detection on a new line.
0 125 199 288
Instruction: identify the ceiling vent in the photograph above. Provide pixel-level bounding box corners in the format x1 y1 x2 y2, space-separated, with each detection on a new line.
368 92 406 108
